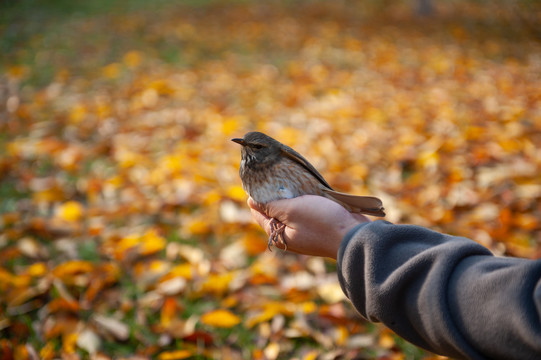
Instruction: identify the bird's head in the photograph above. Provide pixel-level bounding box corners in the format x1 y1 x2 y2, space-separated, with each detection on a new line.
231 131 282 168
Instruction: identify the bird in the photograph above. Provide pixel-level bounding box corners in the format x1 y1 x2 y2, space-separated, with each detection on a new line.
232 131 385 251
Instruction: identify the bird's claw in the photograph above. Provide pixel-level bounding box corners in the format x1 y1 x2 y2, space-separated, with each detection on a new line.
268 218 287 251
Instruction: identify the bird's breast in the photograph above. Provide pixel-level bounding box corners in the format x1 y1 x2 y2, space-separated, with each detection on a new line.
241 157 323 204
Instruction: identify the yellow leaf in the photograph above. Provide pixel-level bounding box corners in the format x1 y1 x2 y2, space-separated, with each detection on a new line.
200 309 241 328
40 342 56 360
26 262 47 277
149 79 174 95
202 189 222 206
417 150 439 169
300 301 317 314
302 350 319 360
379 331 395 349
158 350 193 360
56 201 84 222
221 295 238 308
245 309 275 328
149 260 170 273
186 218 210 236
263 301 293 315
53 260 94 281
69 104 87 123
106 175 124 187
201 272 233 295
62 332 78 354
102 63 121 79
114 148 142 168
335 325 348 346
123 51 142 68
115 234 140 259
96 101 111 119
226 185 246 201
140 229 166 255
245 301 293 328
162 154 183 173
166 263 193 280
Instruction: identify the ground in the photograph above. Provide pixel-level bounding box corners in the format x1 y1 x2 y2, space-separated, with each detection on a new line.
1 0 540 359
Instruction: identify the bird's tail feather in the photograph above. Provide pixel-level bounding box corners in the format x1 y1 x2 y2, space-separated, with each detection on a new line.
322 189 386 217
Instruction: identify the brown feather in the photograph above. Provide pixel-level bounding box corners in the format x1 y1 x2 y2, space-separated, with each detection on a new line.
322 189 385 217
279 146 333 190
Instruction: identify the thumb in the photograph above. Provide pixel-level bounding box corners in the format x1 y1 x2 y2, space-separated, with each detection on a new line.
248 198 274 236
248 197 288 221
247 197 265 213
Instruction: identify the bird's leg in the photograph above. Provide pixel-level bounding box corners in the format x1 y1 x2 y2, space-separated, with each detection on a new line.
268 218 287 251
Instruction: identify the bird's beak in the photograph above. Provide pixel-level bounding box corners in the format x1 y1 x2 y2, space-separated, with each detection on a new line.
231 138 245 145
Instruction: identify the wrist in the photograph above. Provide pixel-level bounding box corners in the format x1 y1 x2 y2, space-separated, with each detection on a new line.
326 217 365 259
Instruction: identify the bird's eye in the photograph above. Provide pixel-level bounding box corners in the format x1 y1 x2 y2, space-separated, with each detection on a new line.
252 144 264 149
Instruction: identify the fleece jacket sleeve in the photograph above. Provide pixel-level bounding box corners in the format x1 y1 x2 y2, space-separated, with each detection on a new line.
337 220 541 360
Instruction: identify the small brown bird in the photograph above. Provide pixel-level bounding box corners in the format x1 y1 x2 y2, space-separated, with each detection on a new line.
232 131 385 250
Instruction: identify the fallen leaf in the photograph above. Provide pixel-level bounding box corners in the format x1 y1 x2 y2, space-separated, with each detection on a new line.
92 314 130 341
55 201 85 222
200 309 241 328
157 350 193 360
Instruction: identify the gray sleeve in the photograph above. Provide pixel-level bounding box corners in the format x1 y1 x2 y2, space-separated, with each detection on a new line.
337 220 541 360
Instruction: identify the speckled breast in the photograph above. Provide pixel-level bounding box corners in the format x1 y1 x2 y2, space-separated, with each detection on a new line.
242 157 324 204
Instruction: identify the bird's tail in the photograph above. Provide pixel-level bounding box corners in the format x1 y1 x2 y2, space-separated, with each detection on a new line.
322 189 385 217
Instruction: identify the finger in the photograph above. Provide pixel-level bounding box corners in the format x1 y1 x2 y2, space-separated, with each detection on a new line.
250 207 273 236
248 197 284 221
247 197 265 212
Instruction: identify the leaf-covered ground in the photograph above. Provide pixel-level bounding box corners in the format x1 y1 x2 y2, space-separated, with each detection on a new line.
1 0 540 359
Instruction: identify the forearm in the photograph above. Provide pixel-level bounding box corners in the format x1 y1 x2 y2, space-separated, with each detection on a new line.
337 220 541 360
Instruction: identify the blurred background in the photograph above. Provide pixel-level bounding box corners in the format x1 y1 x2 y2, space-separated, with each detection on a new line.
1 0 540 359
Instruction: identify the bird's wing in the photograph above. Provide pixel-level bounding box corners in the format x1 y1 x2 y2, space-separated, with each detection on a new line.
280 146 333 190
322 189 386 217
280 144 385 217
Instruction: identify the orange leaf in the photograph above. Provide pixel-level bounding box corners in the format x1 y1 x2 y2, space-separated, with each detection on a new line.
53 260 94 285
242 233 268 256
161 297 178 327
48 298 79 313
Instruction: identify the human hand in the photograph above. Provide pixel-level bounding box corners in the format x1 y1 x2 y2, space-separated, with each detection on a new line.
248 195 370 259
